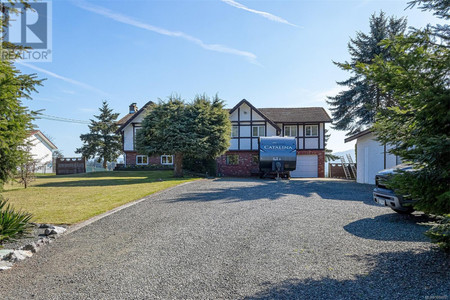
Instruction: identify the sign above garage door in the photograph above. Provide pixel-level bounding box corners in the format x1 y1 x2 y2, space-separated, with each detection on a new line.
290 155 318 178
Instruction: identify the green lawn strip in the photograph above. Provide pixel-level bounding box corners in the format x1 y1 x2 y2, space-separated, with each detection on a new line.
2 171 198 225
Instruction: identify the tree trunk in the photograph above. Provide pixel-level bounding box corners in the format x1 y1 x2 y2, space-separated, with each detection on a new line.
173 152 183 177
103 159 107 170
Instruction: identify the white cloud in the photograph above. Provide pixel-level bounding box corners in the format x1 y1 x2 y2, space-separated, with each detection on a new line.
220 0 299 28
16 62 108 95
75 1 259 65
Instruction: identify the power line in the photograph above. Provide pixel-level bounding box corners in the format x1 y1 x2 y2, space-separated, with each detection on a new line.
38 114 90 125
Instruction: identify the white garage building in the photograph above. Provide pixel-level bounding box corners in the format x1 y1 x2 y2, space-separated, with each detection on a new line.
345 129 400 184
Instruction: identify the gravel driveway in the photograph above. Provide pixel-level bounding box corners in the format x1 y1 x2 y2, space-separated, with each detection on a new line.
0 178 448 299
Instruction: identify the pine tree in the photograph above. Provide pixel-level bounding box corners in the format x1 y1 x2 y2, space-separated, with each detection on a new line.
136 94 231 177
76 101 122 169
327 12 407 135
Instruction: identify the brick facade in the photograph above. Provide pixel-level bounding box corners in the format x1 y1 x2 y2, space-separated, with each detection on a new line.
217 151 259 177
125 151 161 166
217 150 326 177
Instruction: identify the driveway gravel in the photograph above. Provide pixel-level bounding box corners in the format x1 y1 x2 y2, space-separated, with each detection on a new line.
0 178 448 299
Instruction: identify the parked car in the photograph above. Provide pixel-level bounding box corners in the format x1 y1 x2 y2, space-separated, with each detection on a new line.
373 164 416 214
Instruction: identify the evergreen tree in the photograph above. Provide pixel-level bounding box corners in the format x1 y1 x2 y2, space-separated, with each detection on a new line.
327 12 407 135
360 4 449 216
136 94 230 177
0 3 43 189
76 101 122 169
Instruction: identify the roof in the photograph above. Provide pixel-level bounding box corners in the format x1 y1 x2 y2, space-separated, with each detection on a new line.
258 107 332 123
117 113 134 125
28 130 58 150
229 99 281 131
228 99 332 125
116 101 155 132
344 128 373 143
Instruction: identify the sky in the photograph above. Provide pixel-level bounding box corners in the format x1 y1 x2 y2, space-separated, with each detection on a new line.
14 0 441 157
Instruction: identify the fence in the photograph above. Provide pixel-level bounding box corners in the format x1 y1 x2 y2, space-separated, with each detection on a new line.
56 158 86 175
328 163 356 179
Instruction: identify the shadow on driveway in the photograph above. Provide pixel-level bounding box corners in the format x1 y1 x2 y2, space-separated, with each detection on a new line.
169 177 375 204
344 213 433 242
245 250 449 299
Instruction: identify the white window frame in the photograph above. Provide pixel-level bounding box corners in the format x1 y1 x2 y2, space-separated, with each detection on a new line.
284 125 297 137
136 155 148 165
305 125 319 137
231 125 239 138
252 125 265 137
161 155 174 165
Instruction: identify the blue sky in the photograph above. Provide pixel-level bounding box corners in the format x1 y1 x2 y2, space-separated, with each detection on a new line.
16 0 440 157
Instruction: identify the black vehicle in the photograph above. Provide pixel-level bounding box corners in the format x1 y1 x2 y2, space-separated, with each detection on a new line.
259 137 297 179
373 164 416 214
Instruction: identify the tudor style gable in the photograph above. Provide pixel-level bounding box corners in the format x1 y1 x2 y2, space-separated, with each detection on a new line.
228 99 281 151
228 99 331 152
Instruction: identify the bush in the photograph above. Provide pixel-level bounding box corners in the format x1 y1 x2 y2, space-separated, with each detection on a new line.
425 215 450 253
0 196 33 246
183 157 217 176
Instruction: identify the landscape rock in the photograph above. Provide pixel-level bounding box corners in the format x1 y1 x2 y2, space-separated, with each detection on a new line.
20 242 38 253
39 224 55 229
0 249 14 260
0 261 13 271
3 250 33 262
44 226 67 236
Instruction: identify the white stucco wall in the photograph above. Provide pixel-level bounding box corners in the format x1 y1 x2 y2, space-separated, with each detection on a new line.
356 132 398 184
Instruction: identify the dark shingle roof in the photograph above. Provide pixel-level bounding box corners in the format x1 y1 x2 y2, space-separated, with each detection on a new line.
258 107 332 123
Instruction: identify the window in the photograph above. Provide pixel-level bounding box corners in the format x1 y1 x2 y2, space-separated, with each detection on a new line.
252 155 259 165
231 126 239 138
252 126 265 137
136 155 148 165
226 155 239 165
305 125 318 137
161 155 173 165
284 125 297 137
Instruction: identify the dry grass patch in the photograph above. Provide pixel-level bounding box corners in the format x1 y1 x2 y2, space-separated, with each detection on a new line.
1 171 198 225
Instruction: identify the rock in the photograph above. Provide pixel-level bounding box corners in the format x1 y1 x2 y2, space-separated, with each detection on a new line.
20 242 38 253
0 261 13 271
0 249 14 260
39 224 55 229
3 250 33 262
44 226 66 236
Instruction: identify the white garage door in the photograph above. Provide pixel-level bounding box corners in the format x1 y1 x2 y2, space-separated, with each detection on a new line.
290 155 318 178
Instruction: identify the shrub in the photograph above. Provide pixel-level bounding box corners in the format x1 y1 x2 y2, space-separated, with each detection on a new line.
0 196 33 246
183 157 217 176
425 215 450 253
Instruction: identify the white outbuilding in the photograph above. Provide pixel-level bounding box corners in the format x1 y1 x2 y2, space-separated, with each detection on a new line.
26 130 58 173
345 129 400 184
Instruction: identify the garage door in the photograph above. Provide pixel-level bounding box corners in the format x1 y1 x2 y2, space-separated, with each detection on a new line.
290 155 318 178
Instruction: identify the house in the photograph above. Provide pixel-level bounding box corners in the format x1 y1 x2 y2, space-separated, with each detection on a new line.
344 129 401 184
117 102 174 167
117 99 332 177
218 99 331 177
26 130 58 173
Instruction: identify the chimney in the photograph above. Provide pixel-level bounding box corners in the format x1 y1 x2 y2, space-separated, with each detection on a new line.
129 103 138 114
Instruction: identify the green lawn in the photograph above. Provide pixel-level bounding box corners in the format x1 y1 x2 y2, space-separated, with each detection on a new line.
1 171 198 225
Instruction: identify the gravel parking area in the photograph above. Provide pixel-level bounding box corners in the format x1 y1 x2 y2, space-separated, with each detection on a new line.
0 178 448 299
